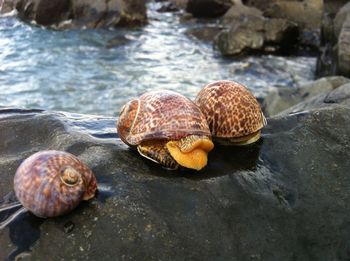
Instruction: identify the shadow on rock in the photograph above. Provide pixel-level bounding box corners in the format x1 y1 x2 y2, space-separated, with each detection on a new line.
140 139 263 180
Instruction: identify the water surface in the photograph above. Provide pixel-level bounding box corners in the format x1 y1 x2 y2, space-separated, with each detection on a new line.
0 3 316 116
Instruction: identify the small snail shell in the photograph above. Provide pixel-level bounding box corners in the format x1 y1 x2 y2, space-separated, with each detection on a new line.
14 150 97 218
195 80 267 145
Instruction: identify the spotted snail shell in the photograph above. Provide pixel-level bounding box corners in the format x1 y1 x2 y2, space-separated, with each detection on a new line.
117 90 211 146
117 90 214 170
14 150 97 218
195 80 267 145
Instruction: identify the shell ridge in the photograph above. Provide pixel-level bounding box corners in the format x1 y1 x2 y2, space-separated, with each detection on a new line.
129 98 141 138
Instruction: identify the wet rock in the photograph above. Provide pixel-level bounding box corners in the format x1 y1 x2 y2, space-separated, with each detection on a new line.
317 2 350 77
215 15 299 56
261 76 350 116
0 104 350 260
221 2 262 26
186 26 222 42
12 0 147 28
157 2 179 13
0 0 19 13
243 0 323 31
169 0 188 9
186 0 233 18
239 0 322 55
281 82 350 115
324 0 350 17
337 13 350 77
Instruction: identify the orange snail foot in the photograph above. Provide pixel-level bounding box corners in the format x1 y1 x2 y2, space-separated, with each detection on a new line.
166 135 214 171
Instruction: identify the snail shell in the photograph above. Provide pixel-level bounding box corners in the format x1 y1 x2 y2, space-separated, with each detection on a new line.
117 90 214 170
195 80 267 145
14 150 97 218
117 90 211 146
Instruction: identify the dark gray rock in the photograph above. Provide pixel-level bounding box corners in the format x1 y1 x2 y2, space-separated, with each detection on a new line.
261 76 350 116
317 2 350 77
281 82 350 115
0 104 350 260
337 15 350 77
242 0 323 31
157 2 179 13
186 0 233 18
219 1 322 56
15 0 70 26
324 0 350 16
221 2 262 26
186 26 222 42
0 0 19 13
215 15 298 56
8 0 147 29
169 0 188 9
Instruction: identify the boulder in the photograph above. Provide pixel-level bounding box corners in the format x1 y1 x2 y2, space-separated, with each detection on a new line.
214 15 299 56
242 0 323 31
324 0 350 17
281 82 350 115
337 10 350 77
261 76 350 116
11 0 147 28
264 0 323 31
186 26 222 42
157 2 179 13
221 2 262 26
0 0 19 13
186 0 233 18
230 0 322 54
169 0 188 9
317 2 350 77
1 104 350 260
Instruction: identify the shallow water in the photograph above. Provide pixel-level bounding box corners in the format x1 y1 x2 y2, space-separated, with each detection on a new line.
0 3 316 116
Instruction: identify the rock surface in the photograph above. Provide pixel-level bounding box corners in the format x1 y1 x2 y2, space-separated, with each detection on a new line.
243 0 323 31
317 2 350 77
0 101 350 260
261 76 350 116
2 0 147 28
0 0 18 13
186 0 233 18
215 15 298 56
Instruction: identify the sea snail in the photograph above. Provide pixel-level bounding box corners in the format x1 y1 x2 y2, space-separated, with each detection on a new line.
14 150 97 218
195 80 267 145
117 90 214 170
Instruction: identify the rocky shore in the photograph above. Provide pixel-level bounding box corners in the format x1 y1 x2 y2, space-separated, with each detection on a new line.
0 0 147 28
1 0 350 260
0 77 350 259
1 0 349 75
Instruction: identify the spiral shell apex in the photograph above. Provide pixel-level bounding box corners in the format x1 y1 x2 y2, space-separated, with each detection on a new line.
14 150 97 218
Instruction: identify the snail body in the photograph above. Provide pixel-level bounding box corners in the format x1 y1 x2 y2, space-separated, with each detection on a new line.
117 90 214 170
14 150 97 218
195 80 267 145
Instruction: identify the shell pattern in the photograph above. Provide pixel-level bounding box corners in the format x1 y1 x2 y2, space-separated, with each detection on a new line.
117 90 211 146
14 150 97 218
195 80 266 139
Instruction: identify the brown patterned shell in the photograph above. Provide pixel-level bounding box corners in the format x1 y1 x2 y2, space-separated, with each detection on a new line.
195 80 266 138
14 150 97 218
117 90 211 146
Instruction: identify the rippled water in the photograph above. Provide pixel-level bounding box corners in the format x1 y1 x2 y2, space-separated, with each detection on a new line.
0 3 316 116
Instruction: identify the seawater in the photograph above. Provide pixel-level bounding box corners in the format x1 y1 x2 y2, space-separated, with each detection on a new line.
0 3 316 116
